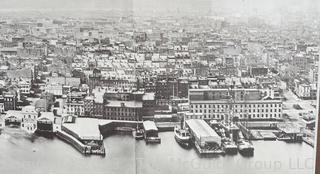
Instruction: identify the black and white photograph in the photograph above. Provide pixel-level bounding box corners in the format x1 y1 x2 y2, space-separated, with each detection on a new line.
0 0 319 174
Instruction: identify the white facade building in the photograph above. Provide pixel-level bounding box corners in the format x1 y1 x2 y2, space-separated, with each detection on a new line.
188 88 283 121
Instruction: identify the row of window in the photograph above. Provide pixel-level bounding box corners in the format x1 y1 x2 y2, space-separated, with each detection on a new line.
105 112 136 117
190 103 282 109
191 109 281 113
105 108 137 112
191 108 282 113
105 117 136 121
187 113 282 119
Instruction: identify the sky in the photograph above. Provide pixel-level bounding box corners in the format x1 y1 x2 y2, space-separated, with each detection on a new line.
0 0 319 15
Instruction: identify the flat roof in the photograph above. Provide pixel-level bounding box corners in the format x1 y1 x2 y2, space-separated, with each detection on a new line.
63 118 112 141
106 100 143 108
186 119 219 138
143 121 158 131
142 92 155 100
38 112 54 122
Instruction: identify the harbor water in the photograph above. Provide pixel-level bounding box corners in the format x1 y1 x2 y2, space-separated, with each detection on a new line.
0 129 315 174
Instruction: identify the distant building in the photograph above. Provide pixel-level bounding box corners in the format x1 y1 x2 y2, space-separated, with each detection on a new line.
18 81 31 95
0 96 4 113
250 67 268 77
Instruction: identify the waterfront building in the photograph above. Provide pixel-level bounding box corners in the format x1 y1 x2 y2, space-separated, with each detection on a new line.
105 100 142 121
4 106 38 133
188 88 283 121
37 112 54 132
65 92 85 117
84 96 94 117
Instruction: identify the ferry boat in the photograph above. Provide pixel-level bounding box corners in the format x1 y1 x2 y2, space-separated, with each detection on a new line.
174 126 191 148
222 138 238 154
237 140 254 155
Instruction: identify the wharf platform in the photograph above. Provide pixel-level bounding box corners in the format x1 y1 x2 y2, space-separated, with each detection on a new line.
56 130 105 156
259 131 277 140
60 117 142 156
194 142 225 155
302 137 314 147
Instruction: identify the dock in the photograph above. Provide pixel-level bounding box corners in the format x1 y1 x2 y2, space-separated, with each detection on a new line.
276 123 303 142
302 137 314 147
259 131 277 140
186 119 223 155
56 130 106 156
57 117 143 156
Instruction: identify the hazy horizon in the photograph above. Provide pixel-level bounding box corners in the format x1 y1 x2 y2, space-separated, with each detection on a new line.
0 0 319 14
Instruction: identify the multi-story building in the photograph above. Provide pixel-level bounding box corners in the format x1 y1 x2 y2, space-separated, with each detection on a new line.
65 92 85 116
5 106 38 133
0 96 4 113
3 92 17 111
188 88 283 121
292 53 308 71
104 101 142 121
18 81 31 95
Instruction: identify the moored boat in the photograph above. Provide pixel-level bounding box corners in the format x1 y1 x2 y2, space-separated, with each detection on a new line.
174 126 191 148
237 140 254 156
222 138 238 154
133 129 144 140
